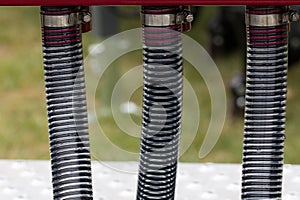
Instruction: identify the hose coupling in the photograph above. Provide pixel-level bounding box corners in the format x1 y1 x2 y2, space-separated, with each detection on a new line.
41 6 92 32
246 6 299 27
142 5 193 32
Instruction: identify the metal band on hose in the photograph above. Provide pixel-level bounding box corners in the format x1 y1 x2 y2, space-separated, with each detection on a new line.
245 13 289 26
141 6 193 31
142 13 177 26
42 13 80 27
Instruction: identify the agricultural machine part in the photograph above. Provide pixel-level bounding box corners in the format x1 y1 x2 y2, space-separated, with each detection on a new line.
241 6 298 199
41 6 93 199
136 6 192 200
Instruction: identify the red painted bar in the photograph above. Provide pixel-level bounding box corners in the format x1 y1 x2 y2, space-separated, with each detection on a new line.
1 0 300 6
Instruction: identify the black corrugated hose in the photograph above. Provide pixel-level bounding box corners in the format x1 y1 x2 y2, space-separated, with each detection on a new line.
242 6 289 199
41 6 93 199
136 6 183 200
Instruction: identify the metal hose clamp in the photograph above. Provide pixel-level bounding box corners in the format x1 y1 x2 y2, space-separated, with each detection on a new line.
143 13 177 26
42 13 79 27
41 7 91 29
142 6 193 32
246 9 299 27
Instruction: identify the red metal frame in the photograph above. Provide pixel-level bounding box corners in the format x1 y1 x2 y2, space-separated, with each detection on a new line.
1 0 300 6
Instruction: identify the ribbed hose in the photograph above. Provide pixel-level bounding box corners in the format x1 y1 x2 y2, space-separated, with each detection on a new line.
41 7 93 200
136 6 183 200
242 6 288 199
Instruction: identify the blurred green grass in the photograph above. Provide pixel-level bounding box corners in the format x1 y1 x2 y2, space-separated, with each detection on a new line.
0 6 299 164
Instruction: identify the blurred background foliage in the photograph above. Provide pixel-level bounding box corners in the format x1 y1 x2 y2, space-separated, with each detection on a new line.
0 6 299 164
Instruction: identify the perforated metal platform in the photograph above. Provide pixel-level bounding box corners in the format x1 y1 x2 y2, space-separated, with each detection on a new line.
0 160 299 200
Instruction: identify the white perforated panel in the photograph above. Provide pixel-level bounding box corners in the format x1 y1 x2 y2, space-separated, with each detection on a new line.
0 160 299 199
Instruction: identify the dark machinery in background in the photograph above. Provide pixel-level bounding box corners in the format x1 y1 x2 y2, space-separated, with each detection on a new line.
208 6 246 59
208 6 300 117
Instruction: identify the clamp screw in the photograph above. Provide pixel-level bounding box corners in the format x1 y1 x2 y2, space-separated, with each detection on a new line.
185 13 194 23
289 10 300 22
82 12 91 23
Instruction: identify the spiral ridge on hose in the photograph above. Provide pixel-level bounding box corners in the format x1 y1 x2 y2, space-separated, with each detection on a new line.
242 6 288 200
41 7 93 200
136 6 183 200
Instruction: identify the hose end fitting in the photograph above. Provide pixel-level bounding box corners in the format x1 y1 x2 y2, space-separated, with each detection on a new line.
245 6 299 27
41 6 92 33
141 5 193 32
